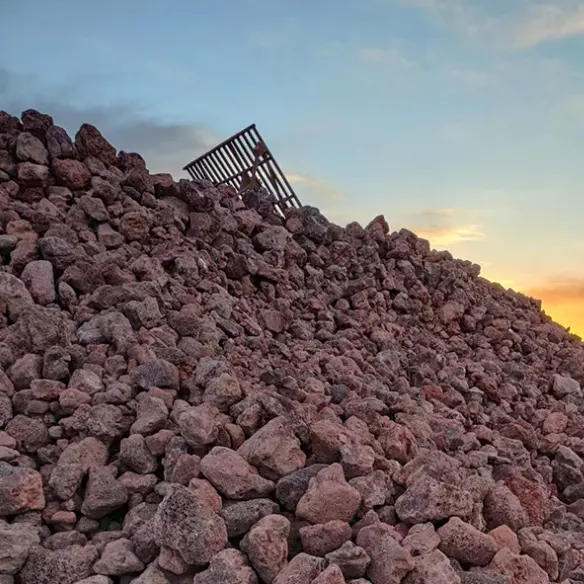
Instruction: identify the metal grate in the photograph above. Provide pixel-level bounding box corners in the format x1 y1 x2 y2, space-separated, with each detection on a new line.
183 124 302 213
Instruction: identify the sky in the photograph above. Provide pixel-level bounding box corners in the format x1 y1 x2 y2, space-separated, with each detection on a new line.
1 0 584 336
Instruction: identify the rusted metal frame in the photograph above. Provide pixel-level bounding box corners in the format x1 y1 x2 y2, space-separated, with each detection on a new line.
237 132 282 200
210 147 244 189
250 126 301 208
233 133 272 194
197 155 224 185
236 133 290 209
227 140 255 190
216 137 255 189
246 127 299 209
208 148 240 190
182 123 256 171
186 164 205 181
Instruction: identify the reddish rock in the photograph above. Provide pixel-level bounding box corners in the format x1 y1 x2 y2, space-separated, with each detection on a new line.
272 553 325 584
201 446 274 500
325 541 371 580
401 523 441 556
75 124 117 165
395 475 473 524
239 416 306 480
52 158 91 190
488 525 521 554
153 485 227 566
402 549 461 584
300 520 352 556
486 548 549 584
193 548 257 584
311 564 345 584
437 517 498 566
483 484 527 532
241 514 290 583
296 464 362 524
356 523 414 584
0 463 45 515
378 422 419 464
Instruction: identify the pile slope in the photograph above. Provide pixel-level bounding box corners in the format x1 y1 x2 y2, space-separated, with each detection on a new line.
0 109 583 584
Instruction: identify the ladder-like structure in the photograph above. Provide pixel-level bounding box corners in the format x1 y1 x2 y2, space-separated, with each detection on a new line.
183 124 302 214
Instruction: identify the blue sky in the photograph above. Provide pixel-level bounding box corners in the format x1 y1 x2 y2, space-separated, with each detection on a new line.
2 0 584 333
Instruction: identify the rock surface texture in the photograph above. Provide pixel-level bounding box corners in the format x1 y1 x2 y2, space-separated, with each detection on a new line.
0 109 584 583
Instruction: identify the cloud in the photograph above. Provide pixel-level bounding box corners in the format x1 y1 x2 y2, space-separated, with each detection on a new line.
413 224 485 246
0 66 218 180
411 208 459 218
405 207 485 246
513 2 584 49
526 277 584 337
527 278 584 305
286 173 344 203
396 0 584 49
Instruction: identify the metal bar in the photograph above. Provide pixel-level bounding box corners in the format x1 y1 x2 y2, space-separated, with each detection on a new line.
198 156 223 184
208 149 238 186
249 125 300 207
234 134 270 192
183 123 301 211
183 124 256 170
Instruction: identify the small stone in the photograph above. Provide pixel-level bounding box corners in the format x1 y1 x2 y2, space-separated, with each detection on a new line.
401 523 441 556
193 548 257 584
296 464 362 524
356 523 414 584
20 260 56 305
52 158 91 190
178 404 227 449
93 538 145 576
80 467 128 519
238 416 306 481
311 564 346 584
395 475 473 524
486 548 549 584
325 541 371 580
272 553 325 584
300 520 352 556
488 525 521 554
483 484 527 532
0 463 45 515
402 549 461 584
201 446 274 500
221 499 281 538
438 517 498 566
20 544 99 584
275 465 328 512
119 435 158 474
152 485 227 566
241 514 290 583
0 520 40 574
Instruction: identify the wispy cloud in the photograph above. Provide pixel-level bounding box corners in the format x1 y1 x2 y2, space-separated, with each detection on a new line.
396 0 584 49
527 277 584 304
286 173 344 203
526 277 584 337
414 224 485 246
406 207 485 246
513 2 584 49
0 67 218 180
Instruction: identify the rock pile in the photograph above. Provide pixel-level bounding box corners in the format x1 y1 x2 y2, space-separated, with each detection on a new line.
0 109 583 584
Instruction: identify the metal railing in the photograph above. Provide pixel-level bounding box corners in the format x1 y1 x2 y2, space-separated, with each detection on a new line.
183 124 302 213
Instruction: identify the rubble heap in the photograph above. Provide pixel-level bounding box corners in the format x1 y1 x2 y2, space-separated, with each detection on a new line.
0 109 583 584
